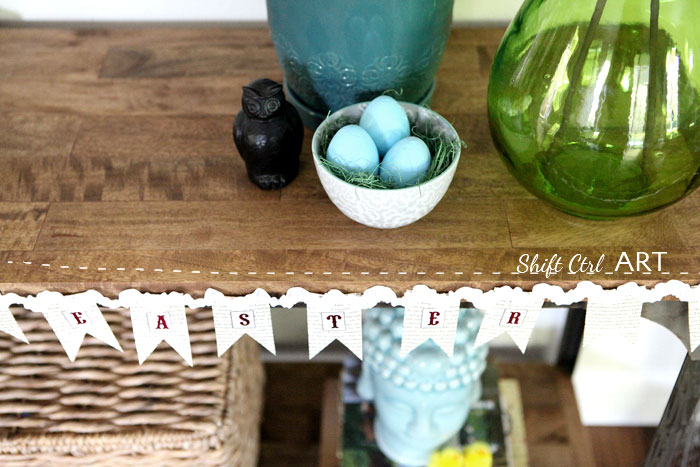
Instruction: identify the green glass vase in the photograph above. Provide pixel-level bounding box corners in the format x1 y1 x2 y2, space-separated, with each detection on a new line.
488 0 700 218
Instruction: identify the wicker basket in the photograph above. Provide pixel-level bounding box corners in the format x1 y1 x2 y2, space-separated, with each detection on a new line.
0 305 264 466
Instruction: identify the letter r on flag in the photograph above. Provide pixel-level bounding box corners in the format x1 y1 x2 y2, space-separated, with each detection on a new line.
500 308 527 327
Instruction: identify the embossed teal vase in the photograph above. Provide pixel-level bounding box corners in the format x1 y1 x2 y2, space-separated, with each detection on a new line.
266 0 454 128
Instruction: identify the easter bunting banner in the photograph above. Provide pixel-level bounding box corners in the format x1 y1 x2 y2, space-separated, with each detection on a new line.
399 286 461 358
120 290 194 366
689 300 700 353
0 282 698 364
306 289 364 360
24 291 122 362
582 283 645 347
473 289 545 353
207 288 276 357
0 293 28 344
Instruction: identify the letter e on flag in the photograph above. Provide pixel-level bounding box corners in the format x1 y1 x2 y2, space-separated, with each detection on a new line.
62 310 89 329
421 309 444 328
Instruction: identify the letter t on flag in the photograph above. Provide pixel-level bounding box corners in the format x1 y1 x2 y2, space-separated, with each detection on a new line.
474 289 544 353
307 290 363 360
206 288 276 356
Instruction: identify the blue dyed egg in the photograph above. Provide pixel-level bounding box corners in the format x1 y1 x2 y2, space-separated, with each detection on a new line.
380 136 431 187
326 125 379 175
359 96 410 157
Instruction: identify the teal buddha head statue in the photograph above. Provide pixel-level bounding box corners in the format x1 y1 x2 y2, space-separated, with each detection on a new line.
357 307 487 466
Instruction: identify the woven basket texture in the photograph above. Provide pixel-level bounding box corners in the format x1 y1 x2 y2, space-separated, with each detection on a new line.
0 305 264 466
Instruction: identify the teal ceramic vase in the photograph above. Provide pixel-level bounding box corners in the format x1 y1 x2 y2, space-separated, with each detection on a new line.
266 0 454 128
357 307 487 466
488 0 700 219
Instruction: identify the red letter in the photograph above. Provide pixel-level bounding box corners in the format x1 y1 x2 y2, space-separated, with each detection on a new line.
156 315 169 329
239 313 250 326
428 311 440 326
326 314 343 328
71 312 86 325
507 312 521 325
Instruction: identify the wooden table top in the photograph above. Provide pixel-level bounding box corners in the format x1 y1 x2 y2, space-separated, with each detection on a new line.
1 26 699 297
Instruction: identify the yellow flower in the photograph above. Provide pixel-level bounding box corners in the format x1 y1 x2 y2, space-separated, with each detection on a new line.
428 447 465 467
463 441 493 467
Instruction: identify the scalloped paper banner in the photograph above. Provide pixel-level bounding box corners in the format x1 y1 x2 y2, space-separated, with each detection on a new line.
306 289 363 360
119 290 193 366
24 290 122 361
0 293 28 344
0 281 699 363
689 301 700 353
400 285 460 357
582 283 644 347
206 288 276 357
474 288 545 353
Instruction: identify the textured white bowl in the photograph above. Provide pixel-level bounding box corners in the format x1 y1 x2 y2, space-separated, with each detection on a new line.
312 102 461 229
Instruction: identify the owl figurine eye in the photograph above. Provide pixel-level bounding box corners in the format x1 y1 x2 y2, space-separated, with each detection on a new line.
264 98 281 115
244 98 261 117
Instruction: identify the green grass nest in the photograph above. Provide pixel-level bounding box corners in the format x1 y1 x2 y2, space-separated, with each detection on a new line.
318 115 463 189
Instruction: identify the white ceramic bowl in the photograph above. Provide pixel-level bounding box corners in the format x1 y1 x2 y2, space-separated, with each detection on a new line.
312 102 461 229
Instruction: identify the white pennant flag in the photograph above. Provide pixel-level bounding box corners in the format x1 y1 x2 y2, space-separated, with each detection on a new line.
583 286 643 347
688 299 700 353
120 290 193 366
400 285 460 357
474 289 544 353
307 289 363 360
206 288 276 356
0 293 29 343
29 291 121 361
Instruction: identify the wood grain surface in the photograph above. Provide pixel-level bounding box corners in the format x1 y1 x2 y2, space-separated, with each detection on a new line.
1 26 699 296
498 363 655 467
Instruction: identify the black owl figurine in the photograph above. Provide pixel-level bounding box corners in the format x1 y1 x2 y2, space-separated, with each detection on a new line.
233 78 303 190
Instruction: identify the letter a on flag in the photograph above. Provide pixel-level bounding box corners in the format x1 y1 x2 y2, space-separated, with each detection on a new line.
120 290 193 366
